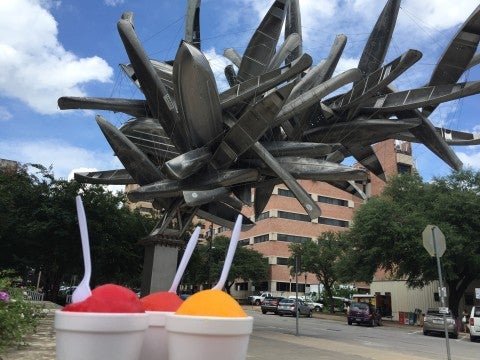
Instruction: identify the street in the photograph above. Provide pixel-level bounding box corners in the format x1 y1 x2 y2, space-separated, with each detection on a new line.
246 310 479 360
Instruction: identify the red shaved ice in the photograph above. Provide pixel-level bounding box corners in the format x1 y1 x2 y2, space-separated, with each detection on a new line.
140 291 183 312
62 284 144 313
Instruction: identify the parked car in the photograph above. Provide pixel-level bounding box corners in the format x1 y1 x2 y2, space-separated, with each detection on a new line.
288 296 323 312
468 306 480 342
277 298 312 317
261 296 284 314
423 308 458 339
347 301 382 327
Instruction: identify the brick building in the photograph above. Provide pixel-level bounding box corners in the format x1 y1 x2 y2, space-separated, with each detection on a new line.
209 139 414 299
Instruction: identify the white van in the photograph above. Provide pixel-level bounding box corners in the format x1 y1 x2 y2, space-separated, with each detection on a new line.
469 306 480 342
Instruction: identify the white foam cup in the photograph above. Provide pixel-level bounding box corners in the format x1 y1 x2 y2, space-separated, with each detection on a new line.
55 310 148 360
165 314 253 360
139 311 173 360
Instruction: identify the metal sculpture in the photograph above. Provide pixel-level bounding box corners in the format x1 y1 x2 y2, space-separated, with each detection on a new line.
58 0 480 292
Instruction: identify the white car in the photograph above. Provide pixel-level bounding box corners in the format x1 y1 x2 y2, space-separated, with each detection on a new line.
288 296 323 312
469 306 480 342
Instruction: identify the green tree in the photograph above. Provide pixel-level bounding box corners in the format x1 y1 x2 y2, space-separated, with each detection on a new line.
183 235 268 294
289 231 346 313
341 170 480 316
0 164 155 301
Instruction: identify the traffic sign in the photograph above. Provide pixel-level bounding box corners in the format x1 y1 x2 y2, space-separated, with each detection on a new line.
422 225 446 257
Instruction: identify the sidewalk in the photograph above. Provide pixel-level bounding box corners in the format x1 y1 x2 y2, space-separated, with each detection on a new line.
0 303 422 360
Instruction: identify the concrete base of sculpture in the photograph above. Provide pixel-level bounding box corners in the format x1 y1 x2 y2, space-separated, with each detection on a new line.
139 234 184 296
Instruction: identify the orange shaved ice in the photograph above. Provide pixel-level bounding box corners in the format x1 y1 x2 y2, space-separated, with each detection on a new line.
175 289 247 317
141 291 183 312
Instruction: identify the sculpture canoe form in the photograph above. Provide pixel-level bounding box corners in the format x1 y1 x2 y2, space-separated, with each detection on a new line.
59 0 480 237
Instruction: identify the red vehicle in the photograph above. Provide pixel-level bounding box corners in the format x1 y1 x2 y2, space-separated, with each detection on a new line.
347 301 382 327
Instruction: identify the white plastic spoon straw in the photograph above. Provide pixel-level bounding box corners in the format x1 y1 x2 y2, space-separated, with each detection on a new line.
71 195 92 303
213 215 243 290
168 226 201 293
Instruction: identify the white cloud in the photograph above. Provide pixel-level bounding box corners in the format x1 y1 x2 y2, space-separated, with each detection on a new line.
457 150 480 170
0 106 12 121
204 47 232 92
0 139 121 180
0 0 113 115
104 0 124 6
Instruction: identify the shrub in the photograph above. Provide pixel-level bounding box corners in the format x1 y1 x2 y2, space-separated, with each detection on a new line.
0 270 43 351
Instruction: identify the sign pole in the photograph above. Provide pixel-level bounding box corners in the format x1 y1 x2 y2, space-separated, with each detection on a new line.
431 226 451 360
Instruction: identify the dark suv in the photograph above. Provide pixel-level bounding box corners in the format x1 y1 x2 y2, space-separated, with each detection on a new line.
260 296 284 314
347 301 382 326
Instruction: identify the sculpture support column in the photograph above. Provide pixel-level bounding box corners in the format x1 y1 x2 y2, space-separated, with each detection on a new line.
139 234 184 296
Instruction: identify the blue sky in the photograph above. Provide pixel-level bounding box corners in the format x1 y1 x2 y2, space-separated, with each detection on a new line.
1 0 480 182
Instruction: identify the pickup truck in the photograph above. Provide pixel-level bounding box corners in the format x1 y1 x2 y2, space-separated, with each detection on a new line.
289 296 323 312
248 292 273 305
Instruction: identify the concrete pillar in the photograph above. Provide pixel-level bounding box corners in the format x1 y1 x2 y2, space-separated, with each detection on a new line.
139 234 184 296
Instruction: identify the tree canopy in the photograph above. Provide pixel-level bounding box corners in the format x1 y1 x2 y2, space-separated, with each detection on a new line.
182 235 268 294
0 164 155 301
340 170 480 316
289 231 347 312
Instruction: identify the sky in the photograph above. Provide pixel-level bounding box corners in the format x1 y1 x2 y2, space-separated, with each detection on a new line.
1 0 480 183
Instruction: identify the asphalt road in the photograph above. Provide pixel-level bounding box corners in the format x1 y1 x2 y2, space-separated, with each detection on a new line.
246 310 479 360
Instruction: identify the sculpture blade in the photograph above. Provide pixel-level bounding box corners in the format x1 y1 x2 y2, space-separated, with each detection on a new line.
423 5 480 116
119 117 180 164
237 0 288 82
183 188 229 207
261 141 334 158
164 147 211 180
267 33 302 70
223 48 242 68
274 68 362 127
120 61 174 93
248 156 369 181
396 127 480 146
284 0 302 64
212 83 295 170
254 184 275 218
96 115 164 185
185 0 201 49
329 49 422 112
304 117 421 145
197 203 254 231
173 41 223 148
219 53 312 110
117 16 189 152
361 81 480 113
58 97 149 118
127 169 259 201
252 142 321 219
327 180 367 200
344 144 386 181
357 0 401 78
74 169 135 185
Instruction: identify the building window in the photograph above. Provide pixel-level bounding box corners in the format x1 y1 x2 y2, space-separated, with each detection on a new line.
278 188 295 198
276 282 290 291
397 163 412 174
318 217 349 228
254 234 269 243
217 226 228 234
255 211 269 221
278 211 311 222
318 195 348 207
277 234 311 243
277 257 289 265
238 239 250 247
235 282 248 291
